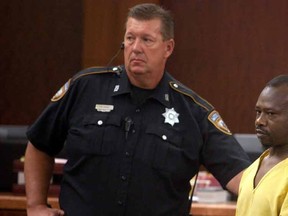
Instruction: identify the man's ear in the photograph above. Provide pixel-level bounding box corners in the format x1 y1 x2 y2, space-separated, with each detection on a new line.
164 39 175 58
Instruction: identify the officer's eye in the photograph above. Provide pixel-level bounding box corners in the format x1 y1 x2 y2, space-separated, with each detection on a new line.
143 37 154 46
125 35 134 43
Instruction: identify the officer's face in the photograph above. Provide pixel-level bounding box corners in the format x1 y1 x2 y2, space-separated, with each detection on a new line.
124 17 174 89
255 85 288 148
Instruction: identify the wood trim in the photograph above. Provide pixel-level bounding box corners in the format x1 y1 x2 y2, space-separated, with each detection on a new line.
0 194 235 215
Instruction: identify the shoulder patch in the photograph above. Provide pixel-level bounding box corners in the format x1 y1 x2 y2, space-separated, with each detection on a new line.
50 65 123 102
169 81 213 111
208 110 232 135
51 79 71 102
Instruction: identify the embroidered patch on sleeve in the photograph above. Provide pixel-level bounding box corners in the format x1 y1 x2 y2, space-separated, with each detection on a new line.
51 79 71 102
208 110 232 135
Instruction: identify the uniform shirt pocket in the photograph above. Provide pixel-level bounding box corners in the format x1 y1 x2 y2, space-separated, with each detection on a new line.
67 113 122 156
146 125 183 173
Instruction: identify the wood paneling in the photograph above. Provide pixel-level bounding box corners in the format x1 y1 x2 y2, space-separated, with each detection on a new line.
1 0 288 133
82 0 160 67
164 0 288 133
0 1 83 125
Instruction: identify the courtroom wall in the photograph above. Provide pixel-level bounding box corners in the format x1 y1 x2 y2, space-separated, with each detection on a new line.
164 0 288 133
0 1 83 124
1 0 287 134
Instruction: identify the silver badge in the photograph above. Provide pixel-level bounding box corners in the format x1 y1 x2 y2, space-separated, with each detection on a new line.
162 108 180 126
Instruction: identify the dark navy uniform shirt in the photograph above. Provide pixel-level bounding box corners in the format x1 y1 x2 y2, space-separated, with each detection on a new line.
27 66 250 216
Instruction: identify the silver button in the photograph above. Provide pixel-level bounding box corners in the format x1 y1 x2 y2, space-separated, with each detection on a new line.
162 135 167 140
97 120 103 125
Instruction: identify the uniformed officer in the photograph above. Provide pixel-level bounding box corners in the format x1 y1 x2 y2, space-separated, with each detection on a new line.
24 3 251 216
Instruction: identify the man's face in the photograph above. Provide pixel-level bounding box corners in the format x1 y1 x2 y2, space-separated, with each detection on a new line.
255 85 288 148
123 17 174 89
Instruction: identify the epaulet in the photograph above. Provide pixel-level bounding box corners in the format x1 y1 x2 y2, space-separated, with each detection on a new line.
71 65 123 82
169 80 214 112
51 65 123 102
169 80 232 135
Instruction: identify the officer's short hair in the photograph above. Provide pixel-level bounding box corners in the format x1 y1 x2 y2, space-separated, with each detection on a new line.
126 3 174 40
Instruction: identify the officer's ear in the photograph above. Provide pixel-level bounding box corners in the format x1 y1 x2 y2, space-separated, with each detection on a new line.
164 39 175 58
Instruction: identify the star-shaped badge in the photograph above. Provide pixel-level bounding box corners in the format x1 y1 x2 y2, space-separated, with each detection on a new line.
162 108 180 126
